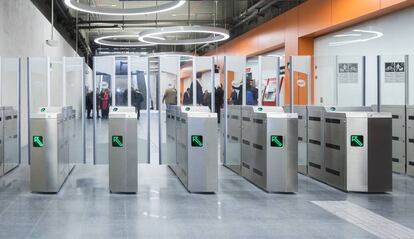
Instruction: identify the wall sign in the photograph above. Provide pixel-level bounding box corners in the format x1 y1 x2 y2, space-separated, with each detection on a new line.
338 63 358 83
385 62 405 83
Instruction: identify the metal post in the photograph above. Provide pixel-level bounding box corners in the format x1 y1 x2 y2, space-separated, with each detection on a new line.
405 55 409 105
127 56 131 107
193 57 197 106
289 56 293 113
335 55 338 106
223 56 228 165
146 57 151 164
307 56 311 106
363 56 366 106
211 57 215 113
92 57 96 164
276 57 280 106
112 56 116 107
27 58 31 165
18 58 22 164
258 56 263 106
158 57 162 165
81 59 86 164
242 56 246 106
377 55 381 112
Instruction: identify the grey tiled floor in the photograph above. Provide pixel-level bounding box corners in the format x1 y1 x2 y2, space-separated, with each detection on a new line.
0 164 413 239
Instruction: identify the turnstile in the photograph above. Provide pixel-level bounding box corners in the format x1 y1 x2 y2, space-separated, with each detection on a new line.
108 107 138 193
223 105 242 175
166 105 218 193
0 107 19 176
323 111 392 192
307 106 372 182
373 105 406 174
241 106 298 193
406 105 414 176
30 107 74 193
284 105 308 175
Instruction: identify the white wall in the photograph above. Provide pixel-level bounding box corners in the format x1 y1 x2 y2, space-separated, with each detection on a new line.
314 6 414 106
0 0 82 163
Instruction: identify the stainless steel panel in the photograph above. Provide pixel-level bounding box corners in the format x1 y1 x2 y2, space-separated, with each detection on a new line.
108 107 138 193
241 106 298 193
225 105 242 174
374 105 406 174
165 106 218 193
2 107 18 175
406 105 414 177
30 107 69 193
323 111 392 192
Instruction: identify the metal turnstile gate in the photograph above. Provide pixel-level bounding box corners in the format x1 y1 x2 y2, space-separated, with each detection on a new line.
30 107 74 193
406 105 414 176
108 107 138 193
166 105 218 193
323 111 392 192
0 107 19 176
240 106 298 193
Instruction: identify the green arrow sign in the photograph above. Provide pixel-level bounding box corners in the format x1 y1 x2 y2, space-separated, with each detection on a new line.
112 136 123 147
191 135 203 147
33 136 44 148
351 135 364 147
271 135 283 147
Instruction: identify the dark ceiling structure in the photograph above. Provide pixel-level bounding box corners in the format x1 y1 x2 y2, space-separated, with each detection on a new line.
31 0 305 64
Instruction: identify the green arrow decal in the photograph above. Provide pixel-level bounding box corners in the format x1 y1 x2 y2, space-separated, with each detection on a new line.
351 135 364 147
33 136 44 147
112 136 124 147
191 135 203 147
271 135 283 147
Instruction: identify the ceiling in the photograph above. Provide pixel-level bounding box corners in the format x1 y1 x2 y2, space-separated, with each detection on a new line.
33 0 306 61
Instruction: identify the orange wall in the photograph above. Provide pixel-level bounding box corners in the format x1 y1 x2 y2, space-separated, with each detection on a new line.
207 0 414 105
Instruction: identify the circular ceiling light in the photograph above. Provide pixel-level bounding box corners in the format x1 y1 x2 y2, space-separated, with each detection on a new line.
64 0 186 16
148 52 194 58
94 34 160 47
139 26 230 45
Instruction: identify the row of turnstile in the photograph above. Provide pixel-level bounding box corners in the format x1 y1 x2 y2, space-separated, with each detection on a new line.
225 105 393 192
30 106 76 193
293 105 414 178
166 105 218 193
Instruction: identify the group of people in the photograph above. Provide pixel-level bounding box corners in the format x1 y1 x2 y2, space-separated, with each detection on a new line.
86 88 112 119
86 87 144 120
230 78 259 105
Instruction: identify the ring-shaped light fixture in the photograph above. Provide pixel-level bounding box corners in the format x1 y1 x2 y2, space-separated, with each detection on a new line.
94 34 157 47
64 0 185 16
148 52 194 58
139 26 230 45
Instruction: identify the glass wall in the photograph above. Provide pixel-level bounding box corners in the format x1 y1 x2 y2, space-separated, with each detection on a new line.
28 57 85 164
0 57 21 173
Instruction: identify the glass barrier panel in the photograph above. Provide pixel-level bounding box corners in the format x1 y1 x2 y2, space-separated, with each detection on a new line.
223 56 246 175
94 56 115 164
1 57 20 170
130 56 149 164
195 56 214 110
159 56 180 165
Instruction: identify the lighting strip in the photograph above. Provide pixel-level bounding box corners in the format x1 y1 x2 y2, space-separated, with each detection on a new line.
147 52 194 58
94 34 162 47
329 30 383 46
139 26 230 45
64 0 185 16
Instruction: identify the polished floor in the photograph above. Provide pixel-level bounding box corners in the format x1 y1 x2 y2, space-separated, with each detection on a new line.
0 164 413 239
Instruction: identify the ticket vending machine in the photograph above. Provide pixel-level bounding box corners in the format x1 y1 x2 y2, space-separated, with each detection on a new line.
30 107 74 193
108 107 138 193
